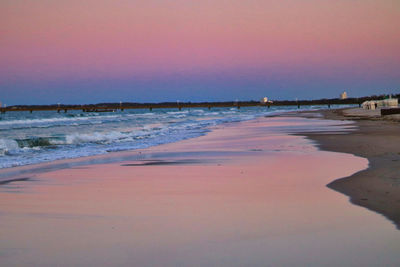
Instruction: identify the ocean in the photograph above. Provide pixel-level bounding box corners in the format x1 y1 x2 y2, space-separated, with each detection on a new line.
0 105 353 169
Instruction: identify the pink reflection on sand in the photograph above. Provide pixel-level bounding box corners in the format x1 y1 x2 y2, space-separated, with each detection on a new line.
0 117 399 266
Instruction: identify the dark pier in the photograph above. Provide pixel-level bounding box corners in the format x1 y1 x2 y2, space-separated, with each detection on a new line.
0 97 376 114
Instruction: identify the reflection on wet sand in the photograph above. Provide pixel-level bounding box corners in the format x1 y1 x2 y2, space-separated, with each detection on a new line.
0 117 399 266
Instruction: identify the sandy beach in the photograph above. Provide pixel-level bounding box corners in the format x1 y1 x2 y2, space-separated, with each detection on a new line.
2 0 399 265
293 108 400 229
1 114 400 266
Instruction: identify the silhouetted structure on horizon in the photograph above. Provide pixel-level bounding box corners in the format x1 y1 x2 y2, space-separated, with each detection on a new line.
1 93 399 114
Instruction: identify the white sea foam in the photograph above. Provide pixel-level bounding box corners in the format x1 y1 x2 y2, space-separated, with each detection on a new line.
0 138 19 156
167 110 189 115
65 131 131 145
192 109 205 113
0 115 122 130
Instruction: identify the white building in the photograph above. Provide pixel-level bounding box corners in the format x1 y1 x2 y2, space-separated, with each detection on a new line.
362 97 398 110
379 97 398 107
340 91 347 99
362 101 377 110
260 97 273 104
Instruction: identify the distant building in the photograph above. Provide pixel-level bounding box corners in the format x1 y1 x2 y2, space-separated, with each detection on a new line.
379 96 398 107
362 97 398 110
260 97 273 104
362 101 378 110
340 91 347 99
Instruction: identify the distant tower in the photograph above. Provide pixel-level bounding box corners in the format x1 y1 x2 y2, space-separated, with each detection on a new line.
260 97 268 104
340 91 348 99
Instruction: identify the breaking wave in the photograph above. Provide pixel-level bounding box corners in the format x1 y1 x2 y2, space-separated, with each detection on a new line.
0 139 19 156
0 105 325 168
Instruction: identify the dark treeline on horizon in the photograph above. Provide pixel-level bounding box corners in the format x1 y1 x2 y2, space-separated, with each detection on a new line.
3 93 399 109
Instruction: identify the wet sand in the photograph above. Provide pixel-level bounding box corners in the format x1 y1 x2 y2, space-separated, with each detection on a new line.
293 108 400 230
1 116 399 266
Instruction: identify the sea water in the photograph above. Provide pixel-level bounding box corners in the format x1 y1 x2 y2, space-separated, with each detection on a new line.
0 105 354 169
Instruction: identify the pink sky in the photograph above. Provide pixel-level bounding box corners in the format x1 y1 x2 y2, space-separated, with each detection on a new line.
1 0 399 103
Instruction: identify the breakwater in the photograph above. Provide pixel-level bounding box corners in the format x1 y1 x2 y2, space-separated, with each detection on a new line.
0 99 363 114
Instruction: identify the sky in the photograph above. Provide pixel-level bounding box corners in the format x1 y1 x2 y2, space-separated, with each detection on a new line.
1 0 399 105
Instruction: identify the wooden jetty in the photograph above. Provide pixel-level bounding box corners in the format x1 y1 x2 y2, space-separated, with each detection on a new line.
0 98 366 114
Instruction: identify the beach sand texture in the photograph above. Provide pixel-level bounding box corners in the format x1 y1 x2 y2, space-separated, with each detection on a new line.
1 116 399 266
295 108 400 230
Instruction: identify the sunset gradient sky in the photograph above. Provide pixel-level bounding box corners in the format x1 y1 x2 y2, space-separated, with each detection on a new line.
1 0 399 104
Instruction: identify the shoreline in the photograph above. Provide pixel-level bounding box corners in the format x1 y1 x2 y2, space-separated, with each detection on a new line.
0 107 330 180
291 108 400 229
2 107 399 232
1 112 399 266
0 105 356 170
